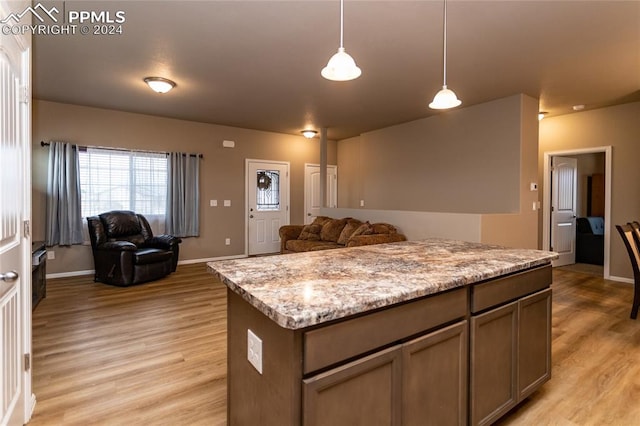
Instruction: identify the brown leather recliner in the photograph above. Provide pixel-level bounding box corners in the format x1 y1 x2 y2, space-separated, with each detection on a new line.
87 210 182 286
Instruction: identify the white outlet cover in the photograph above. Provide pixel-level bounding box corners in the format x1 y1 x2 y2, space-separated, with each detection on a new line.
247 329 263 374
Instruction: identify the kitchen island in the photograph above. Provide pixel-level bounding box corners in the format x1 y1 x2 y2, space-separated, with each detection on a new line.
208 239 558 426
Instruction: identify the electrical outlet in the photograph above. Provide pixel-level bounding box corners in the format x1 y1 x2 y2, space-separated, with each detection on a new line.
247 329 263 374
47 250 55 260
360 199 365 207
225 238 231 245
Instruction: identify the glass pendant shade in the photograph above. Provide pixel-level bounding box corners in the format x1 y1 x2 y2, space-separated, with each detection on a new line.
321 47 362 81
429 85 462 109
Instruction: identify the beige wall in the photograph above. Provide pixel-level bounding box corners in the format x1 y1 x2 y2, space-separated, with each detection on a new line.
33 100 336 274
539 101 640 279
337 94 540 249
337 94 524 214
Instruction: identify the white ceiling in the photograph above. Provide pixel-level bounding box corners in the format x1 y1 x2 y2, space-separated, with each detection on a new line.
33 1 640 140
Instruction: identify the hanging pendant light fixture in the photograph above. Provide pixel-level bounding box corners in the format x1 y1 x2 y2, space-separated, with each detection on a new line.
429 0 461 109
321 0 361 81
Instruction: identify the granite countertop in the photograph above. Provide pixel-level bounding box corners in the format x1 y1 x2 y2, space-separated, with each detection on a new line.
208 239 558 330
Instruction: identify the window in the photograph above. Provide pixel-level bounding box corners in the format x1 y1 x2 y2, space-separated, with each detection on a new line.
78 148 167 218
256 169 280 211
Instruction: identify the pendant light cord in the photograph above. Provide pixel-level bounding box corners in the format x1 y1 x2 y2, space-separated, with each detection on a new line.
340 0 344 48
442 0 448 86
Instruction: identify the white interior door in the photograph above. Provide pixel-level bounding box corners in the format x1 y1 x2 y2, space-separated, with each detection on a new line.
247 160 290 255
551 156 577 266
0 3 32 423
304 164 337 224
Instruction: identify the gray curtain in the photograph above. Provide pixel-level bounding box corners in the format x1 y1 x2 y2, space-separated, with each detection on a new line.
166 152 200 237
45 141 84 246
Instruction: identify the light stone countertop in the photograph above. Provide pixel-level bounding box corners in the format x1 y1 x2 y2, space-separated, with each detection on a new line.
207 239 558 330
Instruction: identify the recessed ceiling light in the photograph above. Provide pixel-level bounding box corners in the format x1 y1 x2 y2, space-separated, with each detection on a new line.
572 104 585 111
301 130 318 139
144 77 176 94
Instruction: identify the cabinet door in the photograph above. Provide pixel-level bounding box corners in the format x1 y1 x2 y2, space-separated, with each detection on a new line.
302 345 401 426
402 321 468 426
470 302 518 426
518 288 552 399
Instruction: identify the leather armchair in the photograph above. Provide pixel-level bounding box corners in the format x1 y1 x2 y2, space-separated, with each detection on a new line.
87 210 182 286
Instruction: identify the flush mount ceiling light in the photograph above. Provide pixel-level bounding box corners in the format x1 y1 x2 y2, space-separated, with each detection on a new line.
321 0 361 81
144 77 176 94
538 111 548 120
429 0 462 110
301 130 318 139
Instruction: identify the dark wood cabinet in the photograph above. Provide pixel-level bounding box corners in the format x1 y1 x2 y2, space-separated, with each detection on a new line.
470 287 552 426
226 265 551 426
470 302 518 425
32 241 46 310
402 321 468 426
303 345 402 426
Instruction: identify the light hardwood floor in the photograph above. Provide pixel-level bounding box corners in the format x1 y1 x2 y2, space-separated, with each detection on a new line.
29 264 639 425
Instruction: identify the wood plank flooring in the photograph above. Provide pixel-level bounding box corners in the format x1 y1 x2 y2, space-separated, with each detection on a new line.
29 264 640 425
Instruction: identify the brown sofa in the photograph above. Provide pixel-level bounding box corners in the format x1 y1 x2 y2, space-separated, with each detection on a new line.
279 216 407 254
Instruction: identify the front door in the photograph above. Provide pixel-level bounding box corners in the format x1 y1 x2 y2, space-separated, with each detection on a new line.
551 156 577 266
304 164 337 224
247 160 290 255
0 2 32 422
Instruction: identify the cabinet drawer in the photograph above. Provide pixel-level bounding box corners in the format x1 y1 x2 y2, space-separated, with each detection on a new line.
304 287 467 375
471 265 551 313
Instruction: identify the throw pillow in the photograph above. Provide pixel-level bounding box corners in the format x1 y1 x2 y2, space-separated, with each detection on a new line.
349 222 374 240
337 219 363 245
320 218 348 242
312 216 332 226
299 224 322 241
371 223 397 234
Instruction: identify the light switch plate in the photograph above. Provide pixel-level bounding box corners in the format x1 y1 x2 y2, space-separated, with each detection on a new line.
224 200 231 207
210 199 217 207
247 329 263 374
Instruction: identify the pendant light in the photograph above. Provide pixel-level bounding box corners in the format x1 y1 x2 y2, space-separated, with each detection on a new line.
321 0 361 81
429 0 461 109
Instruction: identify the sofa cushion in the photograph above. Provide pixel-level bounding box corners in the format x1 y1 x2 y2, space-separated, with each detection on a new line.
134 248 173 265
337 219 363 245
321 218 348 242
586 217 604 235
286 240 340 252
349 222 374 240
371 222 398 234
299 224 322 241
312 216 332 226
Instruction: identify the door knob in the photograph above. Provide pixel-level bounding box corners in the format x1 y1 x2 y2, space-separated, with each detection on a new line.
307 213 311 216
249 215 254 218
0 271 18 283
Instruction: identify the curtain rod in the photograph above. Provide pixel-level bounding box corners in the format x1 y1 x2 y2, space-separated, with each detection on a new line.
40 141 203 159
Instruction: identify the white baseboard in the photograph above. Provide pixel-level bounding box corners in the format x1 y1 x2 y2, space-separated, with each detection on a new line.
179 254 248 265
606 275 634 284
46 269 94 279
45 255 249 279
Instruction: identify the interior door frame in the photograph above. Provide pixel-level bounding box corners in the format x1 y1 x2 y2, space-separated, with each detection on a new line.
542 146 612 278
244 159 290 256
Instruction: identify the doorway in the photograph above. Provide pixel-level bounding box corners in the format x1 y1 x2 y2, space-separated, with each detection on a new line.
542 147 611 278
304 164 337 224
245 159 290 255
